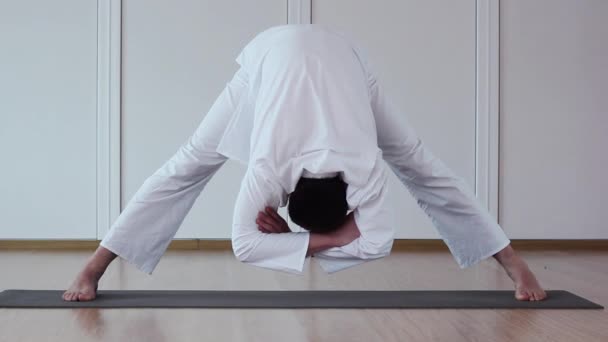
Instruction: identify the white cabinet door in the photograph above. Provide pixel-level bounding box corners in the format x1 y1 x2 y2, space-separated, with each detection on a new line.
312 0 477 238
499 0 608 239
0 0 98 239
121 0 287 238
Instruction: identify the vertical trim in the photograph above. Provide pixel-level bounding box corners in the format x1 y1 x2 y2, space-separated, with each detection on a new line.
287 0 312 24
475 0 500 219
282 0 311 227
97 0 122 239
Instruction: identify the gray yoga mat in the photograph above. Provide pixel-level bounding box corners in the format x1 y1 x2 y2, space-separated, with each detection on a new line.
0 290 602 309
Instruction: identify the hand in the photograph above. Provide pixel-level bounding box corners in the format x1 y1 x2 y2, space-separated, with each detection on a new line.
329 212 361 246
256 207 291 234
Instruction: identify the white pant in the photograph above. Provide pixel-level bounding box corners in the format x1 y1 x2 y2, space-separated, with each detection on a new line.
100 68 509 274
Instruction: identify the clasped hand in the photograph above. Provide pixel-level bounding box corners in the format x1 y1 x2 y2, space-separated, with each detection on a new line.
256 207 291 234
256 207 361 247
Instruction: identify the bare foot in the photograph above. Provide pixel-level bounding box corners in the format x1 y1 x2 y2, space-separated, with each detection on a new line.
63 246 117 302
510 263 546 301
494 246 547 301
62 269 101 302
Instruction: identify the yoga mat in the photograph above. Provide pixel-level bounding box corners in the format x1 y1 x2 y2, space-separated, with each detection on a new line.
0 290 602 309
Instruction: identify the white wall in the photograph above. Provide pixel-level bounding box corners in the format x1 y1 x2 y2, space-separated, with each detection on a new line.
0 0 98 239
4 0 606 240
499 0 608 238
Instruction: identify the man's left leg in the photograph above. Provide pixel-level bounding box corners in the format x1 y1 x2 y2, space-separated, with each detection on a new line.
368 74 546 301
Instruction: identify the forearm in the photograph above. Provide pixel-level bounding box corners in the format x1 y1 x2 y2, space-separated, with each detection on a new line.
307 233 341 256
233 231 350 274
232 229 310 273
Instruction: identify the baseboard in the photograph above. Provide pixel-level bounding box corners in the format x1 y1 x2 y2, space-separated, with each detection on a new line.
1 239 607 251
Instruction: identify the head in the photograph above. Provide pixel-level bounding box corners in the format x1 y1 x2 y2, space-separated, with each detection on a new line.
287 175 349 234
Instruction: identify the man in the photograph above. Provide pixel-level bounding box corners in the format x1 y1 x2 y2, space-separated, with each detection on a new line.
64 24 546 302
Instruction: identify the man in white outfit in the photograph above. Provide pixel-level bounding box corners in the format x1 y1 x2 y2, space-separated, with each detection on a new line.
64 25 546 301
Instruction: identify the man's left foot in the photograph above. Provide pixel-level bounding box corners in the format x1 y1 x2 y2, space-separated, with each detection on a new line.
495 246 547 301
512 264 547 301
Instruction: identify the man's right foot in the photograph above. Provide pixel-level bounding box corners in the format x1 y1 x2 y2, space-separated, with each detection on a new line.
62 269 101 302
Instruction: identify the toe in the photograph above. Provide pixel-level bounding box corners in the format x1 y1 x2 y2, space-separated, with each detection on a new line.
532 292 539 301
516 290 531 301
536 290 547 301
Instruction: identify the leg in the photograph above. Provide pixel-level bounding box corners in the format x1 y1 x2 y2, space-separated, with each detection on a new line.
63 68 248 301
368 74 547 300
493 244 547 301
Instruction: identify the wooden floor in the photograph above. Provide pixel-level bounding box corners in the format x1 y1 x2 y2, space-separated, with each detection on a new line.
0 249 606 342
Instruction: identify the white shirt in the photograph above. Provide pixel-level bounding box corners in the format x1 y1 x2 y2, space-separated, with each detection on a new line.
219 25 395 274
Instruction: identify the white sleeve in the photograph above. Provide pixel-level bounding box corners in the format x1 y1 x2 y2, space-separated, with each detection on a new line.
231 166 310 274
100 68 249 274
368 69 510 269
314 156 395 273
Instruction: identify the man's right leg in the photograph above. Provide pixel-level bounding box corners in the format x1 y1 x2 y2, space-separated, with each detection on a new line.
63 68 248 301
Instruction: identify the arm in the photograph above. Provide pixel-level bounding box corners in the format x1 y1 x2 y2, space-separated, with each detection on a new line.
367 69 510 268
255 206 361 257
232 166 361 273
100 68 249 274
231 166 310 274
312 155 395 272
307 233 344 256
249 155 393 274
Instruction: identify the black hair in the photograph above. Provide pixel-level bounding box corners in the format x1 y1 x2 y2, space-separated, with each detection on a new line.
287 175 348 234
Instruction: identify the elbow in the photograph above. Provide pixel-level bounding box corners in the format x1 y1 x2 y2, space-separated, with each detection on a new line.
233 249 250 263
231 236 253 263
362 249 390 260
231 234 263 264
358 239 393 259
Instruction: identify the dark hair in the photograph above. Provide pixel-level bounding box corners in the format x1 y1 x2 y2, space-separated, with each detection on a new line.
287 175 348 234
